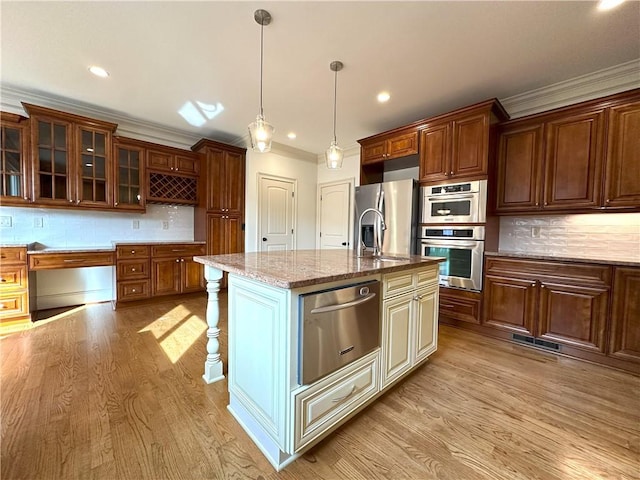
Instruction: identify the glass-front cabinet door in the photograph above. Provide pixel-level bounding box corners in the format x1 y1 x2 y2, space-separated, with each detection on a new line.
77 125 112 207
0 112 30 205
114 140 145 211
32 115 73 205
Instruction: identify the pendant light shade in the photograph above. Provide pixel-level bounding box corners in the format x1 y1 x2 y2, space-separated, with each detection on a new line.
248 9 274 153
326 61 344 169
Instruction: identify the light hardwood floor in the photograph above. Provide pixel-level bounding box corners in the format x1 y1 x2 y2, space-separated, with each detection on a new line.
1 295 639 480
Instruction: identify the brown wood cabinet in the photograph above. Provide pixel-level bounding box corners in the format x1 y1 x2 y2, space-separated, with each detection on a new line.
483 257 610 354
113 138 145 211
419 100 508 184
115 243 205 307
360 129 418 164
23 103 117 208
438 287 481 325
192 139 246 263
150 244 205 297
0 247 31 326
28 251 115 270
145 145 200 205
147 148 199 176
0 112 30 205
603 100 640 208
608 267 640 363
494 88 640 214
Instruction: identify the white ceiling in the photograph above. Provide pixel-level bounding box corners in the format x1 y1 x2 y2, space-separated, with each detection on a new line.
2 1 639 155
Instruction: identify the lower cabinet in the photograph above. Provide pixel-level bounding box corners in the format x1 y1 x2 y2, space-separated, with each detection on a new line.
115 242 205 306
381 268 439 389
223 263 440 471
483 257 610 353
608 267 640 363
438 287 482 325
0 247 31 326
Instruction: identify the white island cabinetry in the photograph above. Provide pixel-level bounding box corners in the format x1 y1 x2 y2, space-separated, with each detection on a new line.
193 250 443 471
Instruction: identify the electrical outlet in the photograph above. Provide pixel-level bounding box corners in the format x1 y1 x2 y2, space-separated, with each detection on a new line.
34 217 44 228
531 226 541 238
162 221 169 230
132 220 140 230
0 216 12 227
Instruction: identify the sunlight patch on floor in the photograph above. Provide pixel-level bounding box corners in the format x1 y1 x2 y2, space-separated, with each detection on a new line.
138 304 207 363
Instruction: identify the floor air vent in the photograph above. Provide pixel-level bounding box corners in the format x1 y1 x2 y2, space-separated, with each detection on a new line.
512 334 561 351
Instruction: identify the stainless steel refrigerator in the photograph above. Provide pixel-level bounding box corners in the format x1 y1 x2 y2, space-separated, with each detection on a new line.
354 179 419 256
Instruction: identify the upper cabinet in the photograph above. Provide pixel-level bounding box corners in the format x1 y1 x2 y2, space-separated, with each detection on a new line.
22 103 117 208
113 137 145 211
0 112 30 205
145 145 200 205
360 128 418 164
419 100 508 184
603 99 640 208
494 89 640 214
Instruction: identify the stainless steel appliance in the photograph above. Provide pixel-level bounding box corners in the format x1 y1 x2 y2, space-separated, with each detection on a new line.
354 179 419 256
299 280 380 384
421 179 487 224
420 225 485 291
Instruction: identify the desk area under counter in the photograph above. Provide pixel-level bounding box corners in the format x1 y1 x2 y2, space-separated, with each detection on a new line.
194 249 444 471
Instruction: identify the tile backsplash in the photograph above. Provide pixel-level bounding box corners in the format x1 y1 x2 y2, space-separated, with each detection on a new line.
0 204 194 247
499 213 640 262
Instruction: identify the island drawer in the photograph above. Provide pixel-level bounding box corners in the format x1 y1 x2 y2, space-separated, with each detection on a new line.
293 350 379 452
383 265 439 298
116 245 150 260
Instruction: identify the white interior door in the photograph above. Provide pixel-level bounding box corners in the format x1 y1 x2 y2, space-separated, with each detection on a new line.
258 175 295 252
318 180 352 249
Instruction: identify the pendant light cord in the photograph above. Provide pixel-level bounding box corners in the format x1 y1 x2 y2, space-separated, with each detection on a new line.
259 21 264 117
332 68 338 142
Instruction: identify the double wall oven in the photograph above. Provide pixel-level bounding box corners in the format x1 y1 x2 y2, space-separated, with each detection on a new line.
420 180 487 292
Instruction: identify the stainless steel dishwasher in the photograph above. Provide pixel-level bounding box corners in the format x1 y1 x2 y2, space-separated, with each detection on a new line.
299 280 380 384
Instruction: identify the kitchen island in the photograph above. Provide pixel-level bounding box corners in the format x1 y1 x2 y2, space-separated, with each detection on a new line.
194 249 444 470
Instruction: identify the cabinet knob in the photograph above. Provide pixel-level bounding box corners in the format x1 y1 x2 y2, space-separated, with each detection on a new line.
606 199 610 203
175 259 180 263
531 283 536 287
450 171 453 175
0 278 6 283
131 268 136 272
544 202 548 206
69 199 73 203
131 250 136 254
132 289 136 293
541 285 545 289
181 258 184 262
115 202 119 206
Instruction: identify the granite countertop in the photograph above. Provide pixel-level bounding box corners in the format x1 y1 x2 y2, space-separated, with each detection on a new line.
25 240 205 254
194 249 444 289
111 241 206 246
486 251 640 268
0 244 30 249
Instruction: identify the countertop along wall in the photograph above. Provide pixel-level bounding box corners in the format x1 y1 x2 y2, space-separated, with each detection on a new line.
0 204 195 309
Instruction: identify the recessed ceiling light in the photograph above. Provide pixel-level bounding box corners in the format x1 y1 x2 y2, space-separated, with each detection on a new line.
88 65 109 78
377 92 391 103
287 132 297 139
597 0 625 10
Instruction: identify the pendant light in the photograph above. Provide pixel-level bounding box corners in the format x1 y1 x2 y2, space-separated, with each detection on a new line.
326 61 344 169
248 9 274 153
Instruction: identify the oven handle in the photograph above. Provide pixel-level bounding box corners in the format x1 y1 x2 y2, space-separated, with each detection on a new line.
310 292 377 314
422 240 481 249
427 193 475 201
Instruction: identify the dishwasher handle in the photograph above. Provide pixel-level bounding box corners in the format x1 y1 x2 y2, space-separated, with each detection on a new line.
310 292 377 315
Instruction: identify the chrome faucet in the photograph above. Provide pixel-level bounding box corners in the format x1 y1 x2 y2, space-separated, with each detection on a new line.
357 208 387 257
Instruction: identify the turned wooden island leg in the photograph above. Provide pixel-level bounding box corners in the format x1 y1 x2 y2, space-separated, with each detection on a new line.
203 267 225 384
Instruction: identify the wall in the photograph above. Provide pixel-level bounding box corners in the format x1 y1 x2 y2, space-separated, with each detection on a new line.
0 204 194 308
499 213 640 263
245 145 318 253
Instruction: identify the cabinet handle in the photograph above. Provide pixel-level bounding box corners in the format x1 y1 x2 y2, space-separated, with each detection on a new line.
332 385 356 403
531 283 536 287
440 303 455 308
606 199 610 203
450 171 453 175
413 294 426 301
180 258 184 262
132 289 136 293
131 250 136 254
0 278 6 283
115 202 119 206
0 304 7 309
76 200 80 204
541 285 545 289
131 268 136 272
175 259 180 263
69 199 73 203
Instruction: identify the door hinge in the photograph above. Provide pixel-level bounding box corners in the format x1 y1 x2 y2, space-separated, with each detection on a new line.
291 229 294 234
292 191 295 198
319 232 322 237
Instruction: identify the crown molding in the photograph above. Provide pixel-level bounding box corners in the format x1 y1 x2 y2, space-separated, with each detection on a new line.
500 59 640 119
0 83 208 149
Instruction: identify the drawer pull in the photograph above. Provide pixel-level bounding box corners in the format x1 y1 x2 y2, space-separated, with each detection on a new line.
440 303 455 308
0 278 6 283
332 385 356 403
171 249 186 252
63 259 83 263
